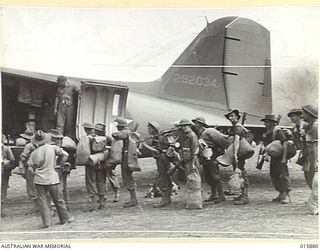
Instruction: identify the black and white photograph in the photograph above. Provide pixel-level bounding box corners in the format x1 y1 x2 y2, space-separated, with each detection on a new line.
0 6 319 243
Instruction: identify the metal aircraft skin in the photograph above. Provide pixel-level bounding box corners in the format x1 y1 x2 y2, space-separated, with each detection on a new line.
1 16 272 155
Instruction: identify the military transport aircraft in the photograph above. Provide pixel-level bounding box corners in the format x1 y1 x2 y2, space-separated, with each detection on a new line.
1 16 271 159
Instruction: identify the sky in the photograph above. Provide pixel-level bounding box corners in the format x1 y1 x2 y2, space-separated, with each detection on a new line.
1 6 320 83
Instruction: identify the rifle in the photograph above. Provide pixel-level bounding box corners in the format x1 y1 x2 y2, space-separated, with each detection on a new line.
137 127 179 144
256 143 265 170
241 112 247 125
277 115 282 125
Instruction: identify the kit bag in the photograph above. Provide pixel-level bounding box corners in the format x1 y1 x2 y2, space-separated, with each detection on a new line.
127 134 141 172
75 136 91 166
108 139 123 166
265 140 297 159
62 136 77 151
186 170 203 210
92 136 107 152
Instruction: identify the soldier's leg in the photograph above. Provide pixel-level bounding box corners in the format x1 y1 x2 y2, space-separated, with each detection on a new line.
154 155 172 208
304 170 314 189
121 153 137 208
96 168 107 209
56 105 66 135
85 165 98 199
211 160 225 203
64 105 75 138
201 159 216 202
48 184 70 224
106 167 120 202
1 171 10 201
270 157 285 202
61 171 69 207
35 184 52 228
307 172 318 215
278 162 291 204
234 159 249 205
1 171 10 216
25 169 39 214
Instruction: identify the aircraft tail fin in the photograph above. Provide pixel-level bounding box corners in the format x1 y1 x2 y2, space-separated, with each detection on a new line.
159 16 272 117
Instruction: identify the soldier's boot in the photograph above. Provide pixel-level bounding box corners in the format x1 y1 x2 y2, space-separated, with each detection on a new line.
153 189 172 208
204 185 217 202
113 189 120 203
214 182 226 204
123 189 138 208
272 191 285 202
280 191 290 204
98 196 105 209
1 201 6 217
84 195 97 212
26 199 40 215
233 187 249 205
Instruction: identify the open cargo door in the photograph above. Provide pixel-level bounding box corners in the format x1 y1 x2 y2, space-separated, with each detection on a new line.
76 81 129 139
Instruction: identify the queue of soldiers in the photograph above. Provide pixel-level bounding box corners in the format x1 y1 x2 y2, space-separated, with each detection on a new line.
1 104 318 228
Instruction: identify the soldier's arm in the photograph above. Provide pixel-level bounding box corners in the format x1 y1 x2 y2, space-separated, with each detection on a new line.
233 134 240 162
55 146 69 166
112 130 129 140
142 139 159 154
190 134 199 156
20 144 32 162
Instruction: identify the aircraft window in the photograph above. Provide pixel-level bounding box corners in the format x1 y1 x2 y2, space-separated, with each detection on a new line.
112 94 120 116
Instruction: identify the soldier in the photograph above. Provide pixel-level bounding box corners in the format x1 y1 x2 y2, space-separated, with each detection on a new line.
301 105 318 215
142 122 172 208
77 122 98 210
49 129 76 210
94 123 121 204
16 129 34 147
28 130 73 228
112 117 138 208
192 117 225 203
287 109 312 189
225 110 249 205
1 135 15 217
176 119 202 209
261 114 291 204
54 76 79 138
287 109 304 150
19 130 40 214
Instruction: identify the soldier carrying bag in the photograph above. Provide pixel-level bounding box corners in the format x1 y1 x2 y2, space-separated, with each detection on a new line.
127 133 141 172
75 136 91 166
108 139 123 167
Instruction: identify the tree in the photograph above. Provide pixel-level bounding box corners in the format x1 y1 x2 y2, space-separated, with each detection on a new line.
275 62 318 123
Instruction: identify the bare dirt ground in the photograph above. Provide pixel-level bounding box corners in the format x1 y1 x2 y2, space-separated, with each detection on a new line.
0 150 318 241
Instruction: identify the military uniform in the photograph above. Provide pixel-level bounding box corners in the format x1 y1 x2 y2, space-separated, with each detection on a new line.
192 117 225 203
177 129 200 176
143 122 172 207
264 128 291 192
49 129 76 207
228 122 249 203
85 134 109 209
176 119 202 209
20 142 39 207
262 114 291 204
112 117 138 208
28 131 71 228
302 105 318 215
198 128 225 202
55 80 78 138
1 145 15 202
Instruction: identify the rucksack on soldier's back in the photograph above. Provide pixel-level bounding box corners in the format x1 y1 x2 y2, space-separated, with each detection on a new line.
75 136 91 166
127 133 141 172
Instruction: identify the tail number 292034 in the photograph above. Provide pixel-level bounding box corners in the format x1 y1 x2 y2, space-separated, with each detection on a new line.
173 73 217 87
